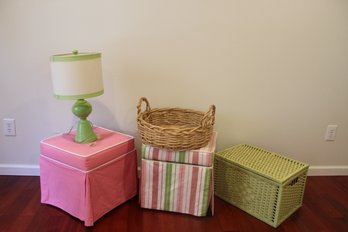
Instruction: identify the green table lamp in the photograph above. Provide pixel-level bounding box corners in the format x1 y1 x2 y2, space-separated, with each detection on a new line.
50 50 104 143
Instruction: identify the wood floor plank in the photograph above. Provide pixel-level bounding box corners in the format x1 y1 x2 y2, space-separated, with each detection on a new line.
0 176 347 232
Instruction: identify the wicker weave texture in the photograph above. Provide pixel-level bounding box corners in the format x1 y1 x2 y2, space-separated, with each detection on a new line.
216 144 308 183
137 97 215 150
214 144 309 227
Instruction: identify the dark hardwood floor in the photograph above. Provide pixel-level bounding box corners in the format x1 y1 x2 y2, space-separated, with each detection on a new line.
0 176 347 232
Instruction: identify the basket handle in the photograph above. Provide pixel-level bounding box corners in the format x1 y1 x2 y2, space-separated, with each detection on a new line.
201 105 216 128
137 97 151 116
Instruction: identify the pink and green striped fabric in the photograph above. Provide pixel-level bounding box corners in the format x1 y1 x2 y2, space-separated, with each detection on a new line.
141 159 213 216
141 132 217 167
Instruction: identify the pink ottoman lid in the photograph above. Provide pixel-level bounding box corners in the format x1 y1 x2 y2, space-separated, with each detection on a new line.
40 127 135 171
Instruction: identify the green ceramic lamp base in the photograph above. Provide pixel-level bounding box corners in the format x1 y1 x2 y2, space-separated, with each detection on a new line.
72 99 97 143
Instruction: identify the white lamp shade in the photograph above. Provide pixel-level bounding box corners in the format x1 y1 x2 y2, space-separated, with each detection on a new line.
50 51 104 100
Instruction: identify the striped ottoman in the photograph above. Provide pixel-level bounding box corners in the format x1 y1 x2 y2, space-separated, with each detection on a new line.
140 132 217 216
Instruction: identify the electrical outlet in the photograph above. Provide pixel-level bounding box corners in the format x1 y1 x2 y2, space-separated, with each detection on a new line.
324 125 337 141
3 118 16 136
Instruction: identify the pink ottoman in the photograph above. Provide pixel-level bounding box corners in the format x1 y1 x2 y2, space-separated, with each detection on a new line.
140 132 217 216
40 127 137 226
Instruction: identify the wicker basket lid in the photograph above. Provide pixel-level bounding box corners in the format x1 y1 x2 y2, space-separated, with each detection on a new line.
216 144 309 183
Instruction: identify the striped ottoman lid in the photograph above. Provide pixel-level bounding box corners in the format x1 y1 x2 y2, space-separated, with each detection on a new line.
141 132 217 167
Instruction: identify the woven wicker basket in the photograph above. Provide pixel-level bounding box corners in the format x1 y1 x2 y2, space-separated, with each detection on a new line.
137 97 215 150
214 144 309 228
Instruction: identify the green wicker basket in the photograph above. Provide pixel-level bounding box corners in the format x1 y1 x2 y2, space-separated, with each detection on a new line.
214 144 309 228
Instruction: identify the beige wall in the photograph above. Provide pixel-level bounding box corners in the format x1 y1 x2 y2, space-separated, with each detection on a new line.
1 0 347 175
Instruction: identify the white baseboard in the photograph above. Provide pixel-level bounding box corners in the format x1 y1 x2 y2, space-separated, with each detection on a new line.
308 166 348 176
0 164 347 176
0 164 40 176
